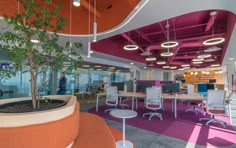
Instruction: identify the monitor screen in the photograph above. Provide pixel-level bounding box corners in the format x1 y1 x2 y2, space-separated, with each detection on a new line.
207 84 215 90
136 81 153 92
162 83 180 93
111 82 125 91
209 79 216 83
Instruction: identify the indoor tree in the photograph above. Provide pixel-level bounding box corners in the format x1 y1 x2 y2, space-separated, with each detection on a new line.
0 0 83 109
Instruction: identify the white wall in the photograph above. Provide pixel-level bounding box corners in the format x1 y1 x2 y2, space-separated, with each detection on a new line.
151 71 163 80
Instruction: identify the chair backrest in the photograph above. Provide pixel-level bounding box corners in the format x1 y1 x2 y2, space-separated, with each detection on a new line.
145 87 162 109
206 90 226 113
106 86 118 105
187 84 194 94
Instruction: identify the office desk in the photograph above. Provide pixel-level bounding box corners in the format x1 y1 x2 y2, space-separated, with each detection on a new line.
96 93 205 118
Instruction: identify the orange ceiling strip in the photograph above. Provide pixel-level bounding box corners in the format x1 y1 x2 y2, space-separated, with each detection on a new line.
0 0 140 35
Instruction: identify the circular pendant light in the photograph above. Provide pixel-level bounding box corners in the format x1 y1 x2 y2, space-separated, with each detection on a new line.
210 64 220 67
193 61 203 64
197 54 211 59
157 61 166 65
161 52 174 57
192 58 204 62
169 66 177 69
161 41 179 48
204 58 215 62
140 51 152 56
203 37 225 46
183 67 190 69
178 68 184 70
162 65 170 68
123 45 139 51
73 0 81 6
204 46 221 52
146 57 156 61
181 64 190 67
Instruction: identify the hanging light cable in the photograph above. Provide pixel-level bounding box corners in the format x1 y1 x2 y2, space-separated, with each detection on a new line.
203 11 225 45
87 0 91 58
161 20 174 57
161 20 178 48
93 0 97 42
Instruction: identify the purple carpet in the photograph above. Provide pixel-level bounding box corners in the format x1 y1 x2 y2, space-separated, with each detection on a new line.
88 99 236 147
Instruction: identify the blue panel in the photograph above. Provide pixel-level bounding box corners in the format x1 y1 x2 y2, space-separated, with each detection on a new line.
198 84 207 92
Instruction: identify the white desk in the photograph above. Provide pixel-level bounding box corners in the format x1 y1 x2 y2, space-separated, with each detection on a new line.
110 109 137 148
96 92 205 118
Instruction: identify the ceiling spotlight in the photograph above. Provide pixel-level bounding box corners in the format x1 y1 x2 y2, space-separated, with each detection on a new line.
145 57 156 61
193 61 203 64
228 58 235 60
130 63 134 65
30 39 40 43
210 64 221 67
73 0 80 6
204 46 221 52
162 65 170 68
181 64 190 67
161 41 179 48
156 61 166 65
203 37 225 46
123 45 139 50
197 54 211 59
192 58 204 62
161 52 174 57
140 51 152 56
90 50 94 53
169 66 177 69
204 58 215 62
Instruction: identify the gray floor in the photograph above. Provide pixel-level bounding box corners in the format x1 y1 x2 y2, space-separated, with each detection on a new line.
80 96 236 148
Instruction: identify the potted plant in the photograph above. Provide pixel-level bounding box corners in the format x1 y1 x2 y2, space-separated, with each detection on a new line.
0 0 83 111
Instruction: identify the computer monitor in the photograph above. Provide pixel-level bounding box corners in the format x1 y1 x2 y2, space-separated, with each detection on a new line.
162 83 180 93
136 81 153 92
209 79 216 83
207 84 215 90
111 82 125 91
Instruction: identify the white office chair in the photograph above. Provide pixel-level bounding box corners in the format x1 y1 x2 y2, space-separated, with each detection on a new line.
143 87 163 120
104 86 118 114
185 84 202 114
199 90 227 128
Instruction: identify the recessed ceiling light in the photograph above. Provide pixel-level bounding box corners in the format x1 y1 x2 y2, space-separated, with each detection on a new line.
203 37 225 46
130 63 134 65
204 46 221 52
197 54 211 59
204 58 215 62
181 64 190 67
162 65 170 68
123 45 139 50
160 52 174 57
30 39 40 43
140 51 152 56
95 65 102 68
169 66 177 69
193 61 203 64
192 58 204 62
210 64 221 67
161 41 179 48
228 58 235 60
145 57 156 61
156 61 166 65
73 0 80 6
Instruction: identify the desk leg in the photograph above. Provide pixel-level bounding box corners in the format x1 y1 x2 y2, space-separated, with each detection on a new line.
136 97 138 109
123 118 126 146
172 99 174 112
229 103 232 124
96 95 99 112
174 98 177 118
132 97 134 110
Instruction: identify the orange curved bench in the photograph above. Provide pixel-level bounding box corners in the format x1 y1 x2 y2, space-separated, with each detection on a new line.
0 103 79 148
73 112 116 148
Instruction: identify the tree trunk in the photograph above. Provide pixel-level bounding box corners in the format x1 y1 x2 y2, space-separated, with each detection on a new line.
30 76 37 109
